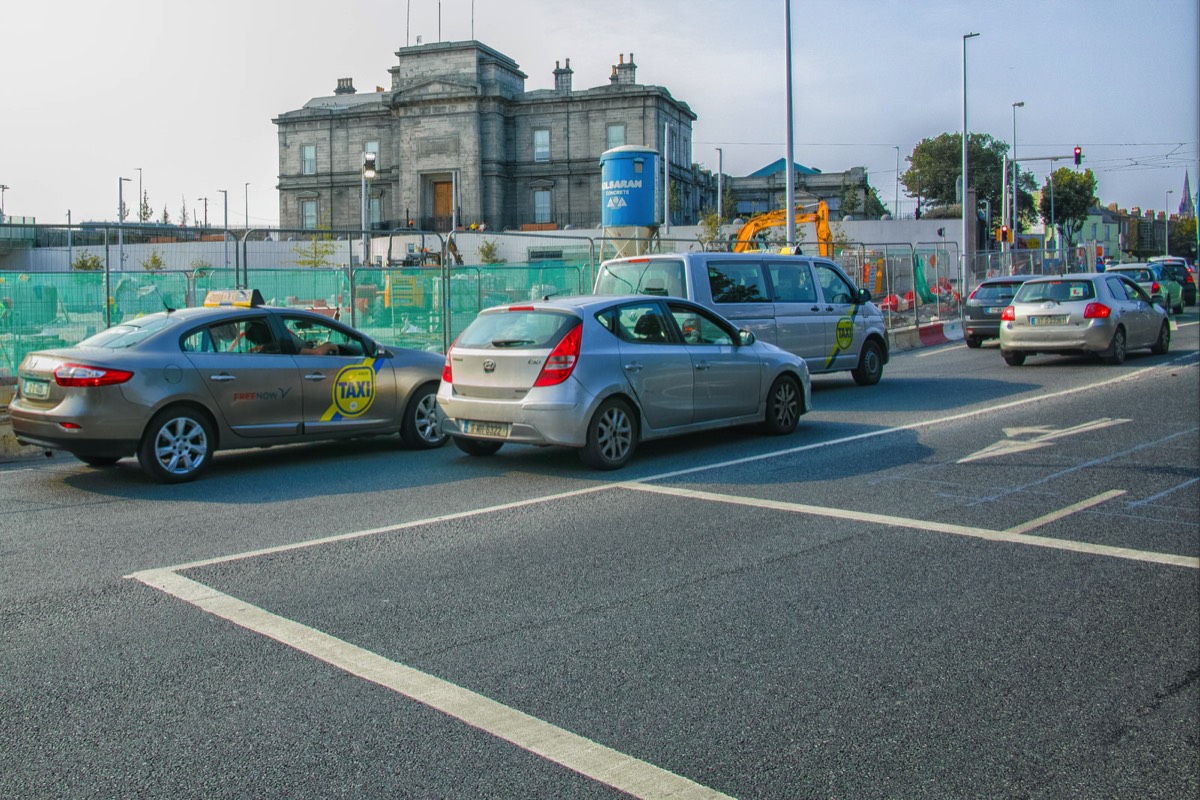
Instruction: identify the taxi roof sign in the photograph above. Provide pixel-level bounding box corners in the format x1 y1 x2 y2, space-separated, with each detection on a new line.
203 289 264 308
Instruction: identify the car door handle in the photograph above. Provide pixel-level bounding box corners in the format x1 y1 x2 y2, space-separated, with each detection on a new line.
209 374 236 382
694 361 711 371
810 306 821 312
824 306 834 312
304 373 327 381
623 362 643 373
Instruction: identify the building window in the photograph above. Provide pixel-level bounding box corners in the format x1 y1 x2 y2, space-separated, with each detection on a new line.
606 124 625 150
301 145 317 175
534 189 551 223
534 129 550 162
300 199 317 229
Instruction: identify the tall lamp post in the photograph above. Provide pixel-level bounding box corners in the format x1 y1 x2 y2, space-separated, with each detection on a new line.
197 197 209 229
135 167 143 222
784 0 796 247
218 189 229 267
1165 190 1173 256
1011 102 1024 252
0 184 8 222
244 182 251 230
961 32 980 294
361 152 377 266
116 176 131 327
715 147 724 221
893 146 900 218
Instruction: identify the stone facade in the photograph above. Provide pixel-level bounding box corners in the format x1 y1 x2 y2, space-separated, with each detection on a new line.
274 41 700 235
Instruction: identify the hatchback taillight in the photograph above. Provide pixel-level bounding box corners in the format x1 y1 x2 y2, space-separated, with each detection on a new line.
1186 274 1195 285
533 323 582 387
54 363 134 387
1083 302 1111 319
1000 306 1015 321
1150 281 1161 294
967 287 979 300
441 335 460 384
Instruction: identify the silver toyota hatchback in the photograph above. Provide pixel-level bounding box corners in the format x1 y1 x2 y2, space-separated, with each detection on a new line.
998 273 1170 366
437 295 812 469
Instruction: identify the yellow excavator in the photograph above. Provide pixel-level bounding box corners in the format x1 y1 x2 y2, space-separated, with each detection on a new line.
731 200 832 257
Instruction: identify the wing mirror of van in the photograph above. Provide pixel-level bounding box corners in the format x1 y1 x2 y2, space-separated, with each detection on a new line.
738 329 756 346
856 288 872 304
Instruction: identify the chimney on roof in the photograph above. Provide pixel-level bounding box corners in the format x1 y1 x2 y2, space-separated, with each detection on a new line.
553 58 573 93
610 52 637 85
335 78 357 95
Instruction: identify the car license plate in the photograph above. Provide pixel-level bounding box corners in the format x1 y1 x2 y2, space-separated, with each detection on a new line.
21 378 49 399
464 420 509 438
1029 315 1068 326
986 306 1006 315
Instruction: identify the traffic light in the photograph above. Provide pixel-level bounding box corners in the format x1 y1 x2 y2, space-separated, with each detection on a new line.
997 225 1010 242
1073 146 1082 166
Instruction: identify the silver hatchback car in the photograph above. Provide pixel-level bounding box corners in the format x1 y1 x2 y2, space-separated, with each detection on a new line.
998 273 1170 366
437 295 812 469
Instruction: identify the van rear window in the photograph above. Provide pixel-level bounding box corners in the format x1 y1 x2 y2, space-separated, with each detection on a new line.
594 260 686 297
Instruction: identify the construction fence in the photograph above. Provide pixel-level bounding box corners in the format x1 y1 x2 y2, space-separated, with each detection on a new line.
0 222 1075 377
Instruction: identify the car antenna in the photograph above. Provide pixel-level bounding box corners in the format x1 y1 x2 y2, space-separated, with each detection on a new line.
162 298 177 313
541 291 559 301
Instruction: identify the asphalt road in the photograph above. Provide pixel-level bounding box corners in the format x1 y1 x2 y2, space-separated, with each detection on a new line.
3 311 1198 799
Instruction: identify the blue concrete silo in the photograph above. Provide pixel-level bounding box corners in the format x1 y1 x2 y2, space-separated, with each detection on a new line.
599 146 661 228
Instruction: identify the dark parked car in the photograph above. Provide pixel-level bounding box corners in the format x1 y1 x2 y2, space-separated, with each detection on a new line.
1149 257 1196 307
963 275 1033 348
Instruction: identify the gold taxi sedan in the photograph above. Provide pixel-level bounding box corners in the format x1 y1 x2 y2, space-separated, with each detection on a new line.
10 291 446 482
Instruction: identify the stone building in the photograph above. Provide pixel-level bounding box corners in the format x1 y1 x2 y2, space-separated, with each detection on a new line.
274 41 700 234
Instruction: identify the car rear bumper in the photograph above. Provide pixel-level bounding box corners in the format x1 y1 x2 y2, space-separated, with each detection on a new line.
998 321 1114 353
437 382 600 448
9 405 140 458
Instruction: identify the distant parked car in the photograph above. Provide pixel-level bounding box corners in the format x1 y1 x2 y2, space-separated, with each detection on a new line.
438 295 811 469
1106 263 1183 315
1148 256 1196 307
998 273 1169 366
963 275 1033 348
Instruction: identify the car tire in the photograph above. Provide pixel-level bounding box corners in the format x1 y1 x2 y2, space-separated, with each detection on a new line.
1103 326 1127 365
1002 350 1026 366
1150 321 1171 355
453 437 504 457
579 398 637 470
1173 302 1184 315
137 406 215 483
851 340 884 386
78 456 120 468
965 337 983 349
762 374 802 436
400 382 447 449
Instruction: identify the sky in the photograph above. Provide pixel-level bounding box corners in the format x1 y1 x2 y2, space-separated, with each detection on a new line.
3 0 1197 227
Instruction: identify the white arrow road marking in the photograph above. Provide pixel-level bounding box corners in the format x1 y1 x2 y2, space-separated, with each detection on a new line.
959 418 1131 463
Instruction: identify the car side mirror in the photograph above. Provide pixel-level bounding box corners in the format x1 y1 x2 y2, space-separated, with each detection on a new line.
738 329 756 346
857 288 872 304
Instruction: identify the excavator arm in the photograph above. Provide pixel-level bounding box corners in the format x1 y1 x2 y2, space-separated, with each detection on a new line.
732 200 832 257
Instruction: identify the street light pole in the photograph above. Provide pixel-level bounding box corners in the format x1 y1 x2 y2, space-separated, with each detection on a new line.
961 32 980 293
116 176 131 327
244 182 250 230
716 147 723 221
361 151 377 266
218 189 229 267
1011 102 1024 251
0 184 7 221
1165 190 1173 256
784 0 796 248
197 197 209 229
893 145 900 218
135 167 143 222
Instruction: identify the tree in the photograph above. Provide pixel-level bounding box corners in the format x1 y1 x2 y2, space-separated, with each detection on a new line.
160 205 171 225
179 196 189 227
71 252 104 271
1169 216 1197 261
902 132 1035 230
862 185 888 219
292 225 338 269
839 180 861 217
141 249 165 271
1039 168 1096 249
139 190 152 223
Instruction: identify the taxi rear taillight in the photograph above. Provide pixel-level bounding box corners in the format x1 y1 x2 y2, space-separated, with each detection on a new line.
1000 306 1015 321
1151 281 1161 294
1084 302 1111 319
54 363 134 387
534 323 582 387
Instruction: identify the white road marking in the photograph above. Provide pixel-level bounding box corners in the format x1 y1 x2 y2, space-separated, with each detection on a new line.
1004 489 1128 535
915 345 958 357
958 418 1131 463
621 483 1196 569
1128 477 1200 508
128 569 733 800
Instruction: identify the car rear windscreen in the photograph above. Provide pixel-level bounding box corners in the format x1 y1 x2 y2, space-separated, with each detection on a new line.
457 310 578 349
1014 280 1097 303
972 282 1024 301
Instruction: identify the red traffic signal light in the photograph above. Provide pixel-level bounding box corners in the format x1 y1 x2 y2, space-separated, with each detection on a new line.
1073 146 1082 166
997 225 1011 242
